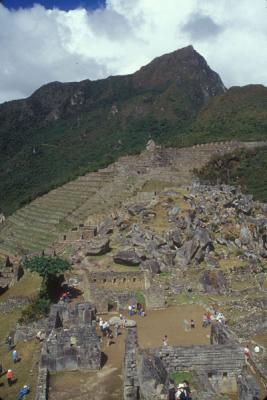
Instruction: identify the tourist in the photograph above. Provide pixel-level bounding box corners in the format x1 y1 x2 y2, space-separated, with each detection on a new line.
175 383 185 399
6 369 14 386
244 345 251 360
254 345 260 353
190 319 195 329
206 311 212 324
17 385 30 399
36 330 45 342
99 318 104 331
6 336 13 351
182 380 191 399
12 349 18 363
163 335 168 346
176 383 191 400
103 320 109 333
202 314 208 328
137 303 142 316
107 331 113 346
140 308 146 317
122 316 126 328
62 292 70 303
128 305 132 316
114 324 119 339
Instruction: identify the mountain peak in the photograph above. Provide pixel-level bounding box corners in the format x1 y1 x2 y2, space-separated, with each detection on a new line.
133 45 226 95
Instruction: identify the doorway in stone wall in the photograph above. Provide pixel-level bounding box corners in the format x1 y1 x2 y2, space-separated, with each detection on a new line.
108 300 118 312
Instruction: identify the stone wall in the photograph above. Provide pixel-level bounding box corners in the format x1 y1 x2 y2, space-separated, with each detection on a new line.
122 327 247 399
0 259 23 290
87 271 145 290
46 301 95 332
39 302 101 373
88 286 137 313
0 296 31 314
123 327 139 400
35 367 49 400
41 324 101 372
152 344 245 375
237 370 260 400
59 225 96 243
210 322 239 345
231 310 267 338
15 319 47 343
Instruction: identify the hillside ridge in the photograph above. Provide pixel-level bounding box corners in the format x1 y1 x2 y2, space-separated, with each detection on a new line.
0 140 266 261
1 45 267 216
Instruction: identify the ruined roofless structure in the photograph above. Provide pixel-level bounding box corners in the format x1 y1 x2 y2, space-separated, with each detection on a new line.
123 324 260 400
40 302 101 372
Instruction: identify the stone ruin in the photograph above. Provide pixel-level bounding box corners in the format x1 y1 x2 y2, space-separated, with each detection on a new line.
0 256 23 293
85 270 146 313
123 323 261 400
41 302 101 371
58 224 97 243
35 302 101 400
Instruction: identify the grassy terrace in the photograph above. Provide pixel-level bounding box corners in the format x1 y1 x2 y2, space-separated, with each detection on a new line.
0 272 42 400
0 169 116 256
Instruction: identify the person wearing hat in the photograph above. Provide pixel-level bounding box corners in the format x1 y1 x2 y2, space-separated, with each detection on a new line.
176 383 191 400
6 369 14 386
17 385 30 399
12 349 18 363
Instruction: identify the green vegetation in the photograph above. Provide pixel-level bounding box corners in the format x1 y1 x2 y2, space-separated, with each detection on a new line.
23 255 71 280
23 255 71 307
135 290 145 306
195 147 267 202
18 297 50 323
0 51 266 215
0 273 42 399
170 371 193 385
0 308 40 400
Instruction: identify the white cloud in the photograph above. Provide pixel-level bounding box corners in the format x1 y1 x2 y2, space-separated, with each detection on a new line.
0 0 266 103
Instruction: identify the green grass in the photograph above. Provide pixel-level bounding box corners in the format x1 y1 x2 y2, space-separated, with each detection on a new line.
0 271 43 399
168 293 212 306
0 271 41 301
135 290 145 306
170 371 193 385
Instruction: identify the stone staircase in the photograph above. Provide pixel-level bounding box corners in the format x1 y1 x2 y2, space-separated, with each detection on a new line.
0 140 266 258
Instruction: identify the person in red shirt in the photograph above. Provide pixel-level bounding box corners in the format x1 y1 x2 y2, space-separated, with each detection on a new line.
6 369 14 386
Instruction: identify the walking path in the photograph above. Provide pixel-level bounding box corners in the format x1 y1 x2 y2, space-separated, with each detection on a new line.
49 304 210 400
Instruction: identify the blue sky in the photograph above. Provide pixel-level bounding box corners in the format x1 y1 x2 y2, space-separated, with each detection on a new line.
3 0 105 10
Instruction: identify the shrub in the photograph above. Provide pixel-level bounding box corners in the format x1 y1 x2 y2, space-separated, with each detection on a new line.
19 297 50 324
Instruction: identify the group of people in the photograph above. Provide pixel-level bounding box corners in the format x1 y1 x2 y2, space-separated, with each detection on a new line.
169 380 192 400
99 318 120 346
0 336 30 399
60 290 71 303
202 310 226 327
128 303 145 317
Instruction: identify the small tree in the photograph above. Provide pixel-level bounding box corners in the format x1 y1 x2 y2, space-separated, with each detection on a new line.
23 255 71 301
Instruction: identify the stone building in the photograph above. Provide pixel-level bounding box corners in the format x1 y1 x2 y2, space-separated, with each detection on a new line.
123 323 260 400
59 225 97 243
40 302 101 372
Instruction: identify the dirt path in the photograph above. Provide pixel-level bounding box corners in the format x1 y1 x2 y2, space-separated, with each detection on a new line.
49 304 209 400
